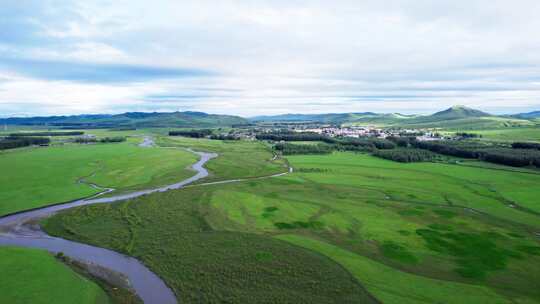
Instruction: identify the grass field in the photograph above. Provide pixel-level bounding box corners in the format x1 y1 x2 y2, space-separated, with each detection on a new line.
402 116 535 130
157 136 287 182
44 150 540 303
0 247 110 304
44 189 377 303
470 127 540 142
0 142 197 216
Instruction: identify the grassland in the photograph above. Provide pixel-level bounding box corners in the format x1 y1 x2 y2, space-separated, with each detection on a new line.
157 136 287 182
44 189 377 303
470 127 540 142
401 116 535 130
0 141 197 216
44 149 540 303
0 247 110 304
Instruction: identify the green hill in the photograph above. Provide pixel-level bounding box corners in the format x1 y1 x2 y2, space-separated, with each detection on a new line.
430 105 490 119
0 111 247 128
251 112 380 124
250 105 537 130
398 106 533 129
251 112 417 125
400 116 534 130
512 110 540 119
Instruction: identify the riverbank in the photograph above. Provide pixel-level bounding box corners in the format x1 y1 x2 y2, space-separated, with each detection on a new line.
0 150 217 304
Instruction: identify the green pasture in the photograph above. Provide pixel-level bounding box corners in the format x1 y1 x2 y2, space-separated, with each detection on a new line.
0 247 109 304
277 235 510 304
0 142 197 215
44 189 377 303
405 116 534 130
286 153 540 225
157 136 287 182
470 127 540 142
45 151 540 303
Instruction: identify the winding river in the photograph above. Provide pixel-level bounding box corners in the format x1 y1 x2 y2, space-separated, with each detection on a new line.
0 148 218 304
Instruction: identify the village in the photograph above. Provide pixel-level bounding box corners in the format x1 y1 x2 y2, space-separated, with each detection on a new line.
294 125 442 141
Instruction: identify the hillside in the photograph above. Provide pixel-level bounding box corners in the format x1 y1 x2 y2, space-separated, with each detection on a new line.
398 106 533 129
251 112 417 125
513 110 540 119
0 111 248 128
430 105 490 119
250 106 494 126
251 112 378 124
2 106 537 130
399 116 534 130
250 105 537 129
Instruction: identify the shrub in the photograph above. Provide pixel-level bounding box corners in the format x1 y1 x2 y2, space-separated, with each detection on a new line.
0 137 50 150
373 148 438 163
169 129 213 138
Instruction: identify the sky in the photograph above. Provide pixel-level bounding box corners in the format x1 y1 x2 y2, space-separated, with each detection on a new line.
1 0 540 117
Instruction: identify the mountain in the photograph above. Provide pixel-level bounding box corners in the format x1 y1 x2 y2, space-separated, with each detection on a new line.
0 111 248 128
250 106 492 124
251 112 378 124
512 110 540 119
3 106 537 130
250 112 415 125
399 106 535 129
429 105 491 120
400 105 491 125
250 105 536 130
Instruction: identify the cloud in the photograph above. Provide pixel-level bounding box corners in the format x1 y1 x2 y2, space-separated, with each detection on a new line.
0 57 213 83
0 0 540 116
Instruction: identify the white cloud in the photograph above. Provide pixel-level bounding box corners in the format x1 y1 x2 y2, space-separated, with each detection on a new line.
1 0 540 116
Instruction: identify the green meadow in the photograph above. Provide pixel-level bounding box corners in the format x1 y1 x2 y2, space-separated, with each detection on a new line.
43 189 377 303
0 141 197 216
157 136 287 181
471 127 540 142
0 247 109 304
44 149 540 303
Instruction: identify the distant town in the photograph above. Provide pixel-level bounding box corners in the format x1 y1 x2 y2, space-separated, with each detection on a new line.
220 123 448 142
293 125 441 141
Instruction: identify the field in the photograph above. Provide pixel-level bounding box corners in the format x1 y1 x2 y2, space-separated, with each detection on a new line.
43 188 377 303
157 136 287 181
400 116 535 130
471 127 540 142
0 247 109 304
0 141 198 216
44 150 540 303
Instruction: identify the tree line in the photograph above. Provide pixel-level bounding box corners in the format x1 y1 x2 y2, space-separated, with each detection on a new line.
272 134 540 167
169 129 213 138
0 136 50 150
386 136 416 147
265 131 540 167
256 132 331 142
412 140 481 158
209 134 240 140
274 143 334 155
456 132 481 138
257 132 396 149
512 142 540 150
481 148 540 167
9 131 84 136
74 137 126 144
110 127 137 131
273 137 397 155
413 140 540 167
372 148 439 163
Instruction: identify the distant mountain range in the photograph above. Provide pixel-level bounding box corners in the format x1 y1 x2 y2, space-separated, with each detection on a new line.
512 110 540 119
1 106 538 130
250 106 538 129
0 111 248 128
